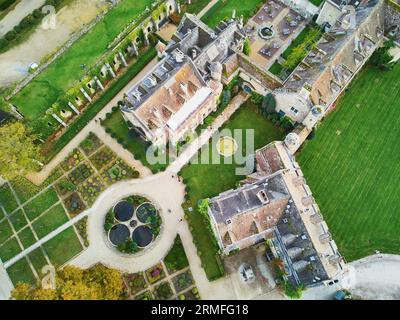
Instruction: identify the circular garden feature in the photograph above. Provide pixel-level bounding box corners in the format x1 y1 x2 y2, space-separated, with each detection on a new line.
132 225 153 247
109 224 130 246
104 195 162 255
216 136 238 157
258 24 275 40
114 200 134 222
136 203 157 223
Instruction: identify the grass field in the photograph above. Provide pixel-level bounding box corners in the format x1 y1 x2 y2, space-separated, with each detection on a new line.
10 0 153 122
297 64 400 261
0 237 21 262
23 187 59 221
32 204 69 239
6 258 36 286
180 101 284 280
201 0 265 28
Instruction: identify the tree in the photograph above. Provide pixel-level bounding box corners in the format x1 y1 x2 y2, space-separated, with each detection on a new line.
243 37 251 56
11 265 124 300
0 122 41 180
370 40 395 70
261 93 277 115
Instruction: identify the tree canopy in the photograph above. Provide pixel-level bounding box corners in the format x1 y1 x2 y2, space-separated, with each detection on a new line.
370 40 395 70
0 121 41 180
11 265 124 300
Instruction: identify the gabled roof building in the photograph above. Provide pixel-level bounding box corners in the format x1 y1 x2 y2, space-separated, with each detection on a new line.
208 141 345 287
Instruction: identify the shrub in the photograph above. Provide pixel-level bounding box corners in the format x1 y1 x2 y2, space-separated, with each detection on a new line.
5 30 17 41
243 37 251 55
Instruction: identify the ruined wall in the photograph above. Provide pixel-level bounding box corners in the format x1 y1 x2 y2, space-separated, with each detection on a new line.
237 53 283 90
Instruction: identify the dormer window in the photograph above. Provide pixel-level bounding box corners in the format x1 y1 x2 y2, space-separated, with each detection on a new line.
257 190 269 204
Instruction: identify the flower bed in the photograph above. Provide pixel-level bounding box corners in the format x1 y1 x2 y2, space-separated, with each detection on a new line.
75 217 89 247
145 263 165 284
55 177 76 197
100 159 139 184
64 192 86 217
79 132 103 156
68 162 94 185
154 281 173 300
61 149 85 172
77 175 105 206
135 290 153 300
181 287 201 300
172 270 194 293
123 272 148 296
89 147 116 171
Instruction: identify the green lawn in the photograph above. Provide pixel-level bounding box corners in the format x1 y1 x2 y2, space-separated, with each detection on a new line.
43 226 83 267
0 237 21 262
6 258 37 286
27 248 48 277
0 183 18 214
201 0 265 28
23 187 59 221
268 61 284 77
297 64 400 261
32 204 69 239
0 219 13 245
180 101 284 280
282 26 313 60
8 209 28 232
10 0 153 122
102 108 168 173
164 236 189 272
309 0 324 6
10 176 43 204
18 227 37 249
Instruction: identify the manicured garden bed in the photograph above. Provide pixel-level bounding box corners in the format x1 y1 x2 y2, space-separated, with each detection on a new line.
145 263 165 284
154 281 173 300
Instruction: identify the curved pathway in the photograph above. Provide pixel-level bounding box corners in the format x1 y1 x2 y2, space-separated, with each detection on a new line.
69 171 185 272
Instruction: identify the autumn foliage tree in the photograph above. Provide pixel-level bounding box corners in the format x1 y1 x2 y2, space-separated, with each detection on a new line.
0 121 41 180
11 265 124 300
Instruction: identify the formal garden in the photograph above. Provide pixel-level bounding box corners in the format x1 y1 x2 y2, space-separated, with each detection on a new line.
103 195 161 254
121 236 200 300
297 63 400 261
0 132 140 286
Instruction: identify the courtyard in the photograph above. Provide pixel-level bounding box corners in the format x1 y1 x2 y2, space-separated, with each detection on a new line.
243 0 305 70
297 63 400 261
180 100 284 280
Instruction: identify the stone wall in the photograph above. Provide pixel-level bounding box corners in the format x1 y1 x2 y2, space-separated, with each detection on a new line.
237 53 283 90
